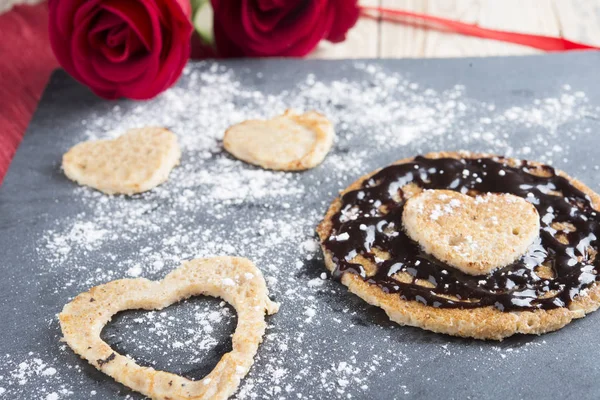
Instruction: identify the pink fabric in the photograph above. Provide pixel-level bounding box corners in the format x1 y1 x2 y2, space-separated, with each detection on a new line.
0 1 195 185
0 2 58 185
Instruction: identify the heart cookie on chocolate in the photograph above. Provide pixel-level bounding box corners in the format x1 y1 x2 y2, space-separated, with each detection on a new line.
402 190 540 276
317 151 600 340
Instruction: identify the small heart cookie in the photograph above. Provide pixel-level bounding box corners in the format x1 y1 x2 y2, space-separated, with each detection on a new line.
59 257 279 400
402 189 540 275
223 110 334 171
62 127 180 195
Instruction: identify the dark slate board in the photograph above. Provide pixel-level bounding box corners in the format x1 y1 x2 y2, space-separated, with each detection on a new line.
2 52 600 399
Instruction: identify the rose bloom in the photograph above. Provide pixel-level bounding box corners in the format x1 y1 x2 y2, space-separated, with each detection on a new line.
48 0 193 100
211 0 360 57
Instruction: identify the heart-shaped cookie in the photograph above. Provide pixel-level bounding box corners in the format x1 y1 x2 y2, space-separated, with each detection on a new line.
223 109 334 171
62 127 180 195
59 257 278 400
402 189 540 275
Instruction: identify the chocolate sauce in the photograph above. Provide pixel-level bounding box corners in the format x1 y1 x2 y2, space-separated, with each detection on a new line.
323 156 599 311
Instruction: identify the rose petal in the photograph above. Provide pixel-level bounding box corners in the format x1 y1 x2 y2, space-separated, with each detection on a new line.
51 0 191 100
275 7 334 57
88 9 122 37
86 8 148 64
100 0 153 51
71 9 117 95
73 0 104 31
256 0 287 12
99 42 127 63
213 2 260 54
99 28 140 63
122 0 191 99
326 0 360 43
214 0 329 56
242 0 321 44
87 10 125 52
49 0 102 79
213 18 246 57
49 0 87 37
246 0 299 32
91 53 151 83
172 0 192 19
108 0 164 98
105 24 129 48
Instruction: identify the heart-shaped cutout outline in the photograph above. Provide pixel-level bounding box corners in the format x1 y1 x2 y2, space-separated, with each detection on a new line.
59 257 278 400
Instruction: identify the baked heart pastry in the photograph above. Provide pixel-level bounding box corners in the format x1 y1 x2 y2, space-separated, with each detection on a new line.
59 257 278 400
317 151 600 340
62 127 180 195
402 190 540 275
223 110 334 171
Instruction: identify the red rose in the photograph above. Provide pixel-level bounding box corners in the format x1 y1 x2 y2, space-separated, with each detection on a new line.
211 0 360 57
48 0 193 100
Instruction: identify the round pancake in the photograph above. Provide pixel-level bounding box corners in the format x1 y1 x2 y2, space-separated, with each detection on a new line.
317 151 600 340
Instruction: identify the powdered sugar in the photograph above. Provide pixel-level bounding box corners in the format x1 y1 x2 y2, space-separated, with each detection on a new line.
0 354 73 399
0 58 597 398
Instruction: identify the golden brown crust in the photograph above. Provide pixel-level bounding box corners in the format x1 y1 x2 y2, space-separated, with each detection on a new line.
62 127 180 195
402 190 540 275
317 151 600 340
59 257 279 399
223 110 334 171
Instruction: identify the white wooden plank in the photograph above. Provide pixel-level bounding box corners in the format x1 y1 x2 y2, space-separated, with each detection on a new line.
379 0 430 58
552 0 600 46
473 0 561 56
0 0 43 14
379 0 562 58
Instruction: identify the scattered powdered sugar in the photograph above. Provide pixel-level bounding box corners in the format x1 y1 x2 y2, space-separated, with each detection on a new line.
1 59 596 398
44 220 109 261
0 354 73 399
101 299 237 370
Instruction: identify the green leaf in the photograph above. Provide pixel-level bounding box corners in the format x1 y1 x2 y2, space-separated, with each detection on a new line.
192 0 214 45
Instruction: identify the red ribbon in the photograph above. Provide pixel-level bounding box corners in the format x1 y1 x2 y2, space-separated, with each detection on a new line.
360 6 600 52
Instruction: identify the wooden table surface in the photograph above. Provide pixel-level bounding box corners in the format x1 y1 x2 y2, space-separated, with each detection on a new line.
1 0 599 59
312 0 600 59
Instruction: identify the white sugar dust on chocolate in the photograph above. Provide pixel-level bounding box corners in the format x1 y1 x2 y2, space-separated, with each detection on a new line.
317 151 600 340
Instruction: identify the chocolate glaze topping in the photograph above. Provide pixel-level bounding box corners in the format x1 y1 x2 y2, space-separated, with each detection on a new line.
323 156 600 311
